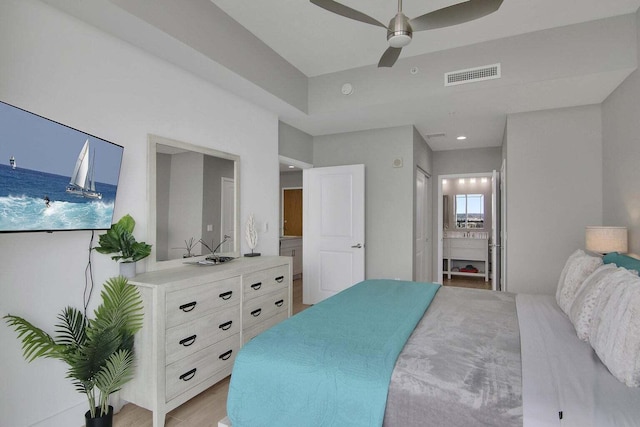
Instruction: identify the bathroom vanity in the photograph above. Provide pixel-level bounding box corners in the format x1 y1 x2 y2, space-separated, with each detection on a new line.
443 236 489 282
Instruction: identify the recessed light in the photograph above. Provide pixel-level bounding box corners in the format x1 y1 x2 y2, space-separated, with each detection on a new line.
459 178 465 184
470 178 476 184
442 179 448 184
288 165 295 169
456 136 467 140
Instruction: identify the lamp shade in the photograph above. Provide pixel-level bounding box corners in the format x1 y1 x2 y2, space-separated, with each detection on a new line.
585 226 628 254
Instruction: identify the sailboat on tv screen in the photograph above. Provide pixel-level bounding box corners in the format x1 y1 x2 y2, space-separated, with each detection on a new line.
65 139 102 199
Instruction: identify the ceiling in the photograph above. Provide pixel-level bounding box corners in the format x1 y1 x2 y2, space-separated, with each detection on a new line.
210 0 640 77
43 0 640 152
209 0 640 151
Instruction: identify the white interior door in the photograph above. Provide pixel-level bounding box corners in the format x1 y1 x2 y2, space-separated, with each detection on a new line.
415 169 431 282
303 164 365 305
491 170 501 291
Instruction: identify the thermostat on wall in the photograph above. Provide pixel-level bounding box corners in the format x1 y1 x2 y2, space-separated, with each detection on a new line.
341 83 353 95
393 157 403 168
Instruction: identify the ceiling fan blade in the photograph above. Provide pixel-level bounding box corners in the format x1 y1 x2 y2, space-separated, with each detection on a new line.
410 0 503 32
310 0 387 28
378 46 402 67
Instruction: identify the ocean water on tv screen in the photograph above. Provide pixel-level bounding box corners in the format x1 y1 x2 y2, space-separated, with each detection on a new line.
0 163 116 231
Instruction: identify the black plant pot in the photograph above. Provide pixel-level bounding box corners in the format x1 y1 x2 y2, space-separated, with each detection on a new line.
85 406 113 427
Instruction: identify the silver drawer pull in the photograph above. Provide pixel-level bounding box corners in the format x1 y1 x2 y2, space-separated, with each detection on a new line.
275 299 284 307
219 291 233 300
179 368 197 381
250 282 262 290
179 335 197 347
219 350 233 361
179 301 197 312
219 320 233 331
275 276 284 283
251 308 262 317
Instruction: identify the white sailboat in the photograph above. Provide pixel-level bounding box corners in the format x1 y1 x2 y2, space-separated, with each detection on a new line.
65 139 102 199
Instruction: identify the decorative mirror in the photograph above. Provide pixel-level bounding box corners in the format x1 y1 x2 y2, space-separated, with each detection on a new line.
147 134 240 271
455 194 484 229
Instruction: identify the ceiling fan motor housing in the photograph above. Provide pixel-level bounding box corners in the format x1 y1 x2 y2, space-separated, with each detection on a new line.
387 12 412 47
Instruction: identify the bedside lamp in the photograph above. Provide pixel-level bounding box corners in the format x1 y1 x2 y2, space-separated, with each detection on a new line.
585 226 628 254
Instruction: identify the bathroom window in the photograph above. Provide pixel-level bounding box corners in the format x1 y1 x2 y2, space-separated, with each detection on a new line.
455 194 484 228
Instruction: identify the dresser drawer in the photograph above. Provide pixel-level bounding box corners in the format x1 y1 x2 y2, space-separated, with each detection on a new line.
166 305 240 365
166 276 240 328
243 265 289 301
165 334 239 401
243 288 289 330
243 311 288 344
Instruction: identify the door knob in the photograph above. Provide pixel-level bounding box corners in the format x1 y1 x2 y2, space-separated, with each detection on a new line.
351 243 363 248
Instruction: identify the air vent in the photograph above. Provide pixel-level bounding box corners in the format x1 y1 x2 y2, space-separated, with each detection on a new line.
426 132 446 139
445 63 501 87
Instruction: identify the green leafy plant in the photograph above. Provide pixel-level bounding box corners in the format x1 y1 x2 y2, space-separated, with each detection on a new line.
4 276 144 419
95 214 151 263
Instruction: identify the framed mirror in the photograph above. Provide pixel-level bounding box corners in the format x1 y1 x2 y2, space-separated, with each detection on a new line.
147 134 240 271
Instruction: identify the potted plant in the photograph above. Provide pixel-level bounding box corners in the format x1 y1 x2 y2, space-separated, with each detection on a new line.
95 214 152 278
4 276 144 427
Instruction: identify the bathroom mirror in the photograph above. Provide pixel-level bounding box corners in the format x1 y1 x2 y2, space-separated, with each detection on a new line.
147 134 240 271
455 194 484 229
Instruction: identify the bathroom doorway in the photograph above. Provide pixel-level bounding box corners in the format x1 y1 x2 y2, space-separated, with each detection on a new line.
436 171 501 290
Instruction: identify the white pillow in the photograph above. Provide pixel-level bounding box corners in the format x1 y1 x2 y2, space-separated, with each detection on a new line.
568 263 618 341
556 249 603 315
589 268 640 387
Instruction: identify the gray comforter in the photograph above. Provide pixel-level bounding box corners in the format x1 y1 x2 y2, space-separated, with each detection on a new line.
383 287 522 427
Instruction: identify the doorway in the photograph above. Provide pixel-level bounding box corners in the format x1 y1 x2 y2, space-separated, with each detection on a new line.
282 188 302 236
437 172 501 290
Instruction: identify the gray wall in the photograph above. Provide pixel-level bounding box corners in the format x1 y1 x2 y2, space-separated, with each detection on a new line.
432 147 503 177
156 153 171 260
314 126 416 280
279 121 313 164
602 8 640 257
505 105 603 294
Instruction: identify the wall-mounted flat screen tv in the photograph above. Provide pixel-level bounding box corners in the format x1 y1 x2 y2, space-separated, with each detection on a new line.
0 100 124 233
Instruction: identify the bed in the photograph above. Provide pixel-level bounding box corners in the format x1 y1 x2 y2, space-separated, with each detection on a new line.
221 251 640 426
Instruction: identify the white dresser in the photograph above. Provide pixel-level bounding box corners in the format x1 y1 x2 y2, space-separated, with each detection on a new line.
120 256 292 427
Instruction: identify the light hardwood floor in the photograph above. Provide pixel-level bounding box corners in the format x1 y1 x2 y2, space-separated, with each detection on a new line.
113 278 308 427
114 275 486 426
442 275 492 290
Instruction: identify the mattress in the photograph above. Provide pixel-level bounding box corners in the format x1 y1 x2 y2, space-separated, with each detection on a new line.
517 293 640 427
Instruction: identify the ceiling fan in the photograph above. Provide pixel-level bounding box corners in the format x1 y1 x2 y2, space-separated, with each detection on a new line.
310 0 504 67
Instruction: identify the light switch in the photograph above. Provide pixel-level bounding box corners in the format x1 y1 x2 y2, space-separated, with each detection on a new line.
207 224 213 232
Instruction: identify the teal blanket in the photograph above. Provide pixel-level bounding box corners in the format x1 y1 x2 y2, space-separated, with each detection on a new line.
227 279 441 427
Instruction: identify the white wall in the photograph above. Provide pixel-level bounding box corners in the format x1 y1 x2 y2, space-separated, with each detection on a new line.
0 1 279 426
505 105 603 294
313 126 416 280
602 8 640 256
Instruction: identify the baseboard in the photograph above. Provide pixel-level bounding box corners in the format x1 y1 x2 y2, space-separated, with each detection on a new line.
218 415 231 427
